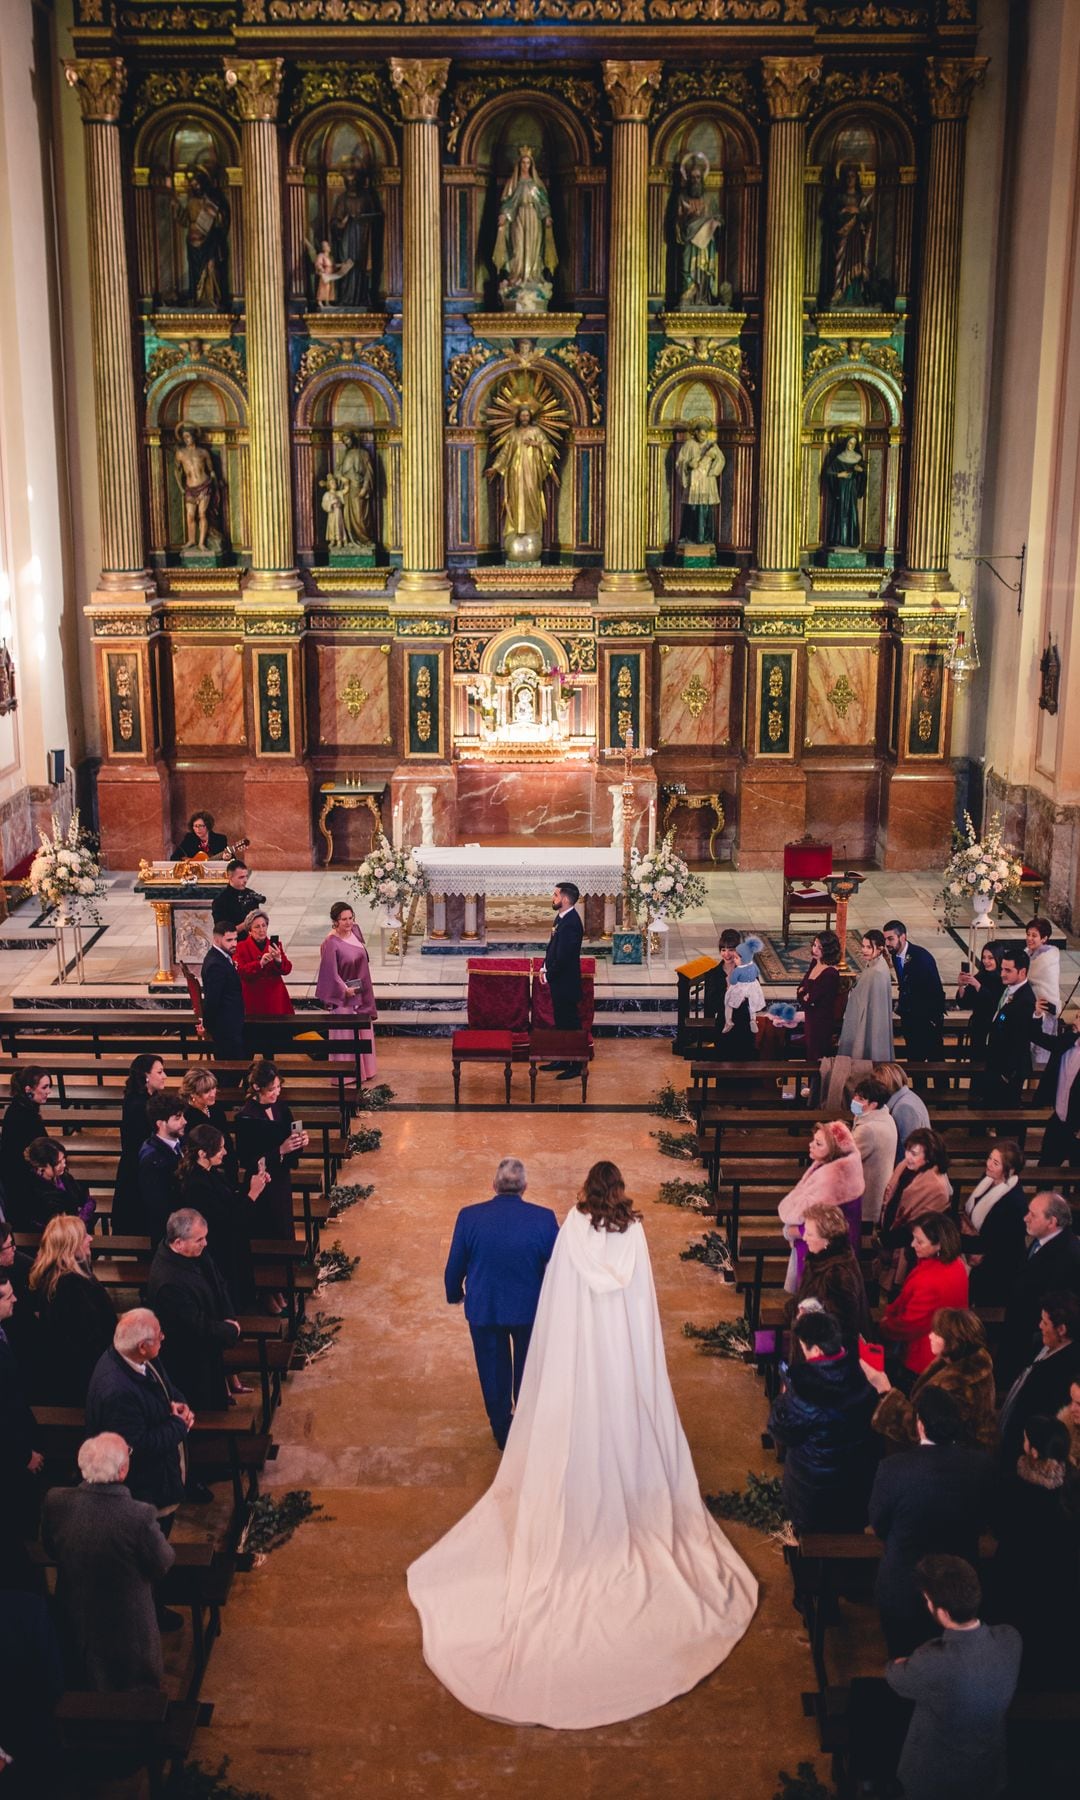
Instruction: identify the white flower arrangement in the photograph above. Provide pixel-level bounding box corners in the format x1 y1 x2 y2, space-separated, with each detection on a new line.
26 811 106 924
349 834 429 917
934 811 1023 927
627 831 706 928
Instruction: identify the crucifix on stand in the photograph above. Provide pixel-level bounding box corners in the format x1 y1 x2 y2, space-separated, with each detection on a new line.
603 726 655 966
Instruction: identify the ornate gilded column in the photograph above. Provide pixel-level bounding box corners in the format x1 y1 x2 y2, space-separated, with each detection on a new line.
753 56 822 596
223 58 298 596
390 58 452 606
63 58 151 597
598 61 662 607
903 58 988 590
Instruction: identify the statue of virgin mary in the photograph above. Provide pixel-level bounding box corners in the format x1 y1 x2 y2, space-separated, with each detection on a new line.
493 144 557 315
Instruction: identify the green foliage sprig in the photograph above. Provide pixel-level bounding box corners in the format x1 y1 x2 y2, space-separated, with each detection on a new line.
169 1758 273 1800
683 1316 753 1358
240 1489 328 1561
294 1311 344 1365
315 1240 360 1285
357 1082 395 1111
328 1182 373 1218
706 1471 790 1537
650 1080 693 1123
680 1232 734 1280
657 1177 712 1209
346 1124 382 1154
652 1128 698 1161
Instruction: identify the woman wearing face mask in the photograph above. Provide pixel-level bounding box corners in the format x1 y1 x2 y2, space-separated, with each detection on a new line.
848 1075 898 1224
875 1127 953 1298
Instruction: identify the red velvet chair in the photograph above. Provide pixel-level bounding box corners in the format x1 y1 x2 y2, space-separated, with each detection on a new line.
781 838 834 946
452 1029 516 1106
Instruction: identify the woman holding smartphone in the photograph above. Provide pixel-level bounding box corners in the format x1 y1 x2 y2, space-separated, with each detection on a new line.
234 1059 309 1242
234 911 294 1018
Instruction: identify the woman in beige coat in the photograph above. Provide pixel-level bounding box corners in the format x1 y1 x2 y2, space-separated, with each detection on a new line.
874 1126 953 1298
849 1075 899 1224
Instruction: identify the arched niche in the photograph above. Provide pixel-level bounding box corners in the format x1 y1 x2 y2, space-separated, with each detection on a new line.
133 108 240 311
647 366 754 559
451 626 597 752
294 367 401 563
447 93 600 307
802 370 903 563
449 355 599 564
145 372 247 563
285 105 400 310
807 106 916 311
650 104 762 306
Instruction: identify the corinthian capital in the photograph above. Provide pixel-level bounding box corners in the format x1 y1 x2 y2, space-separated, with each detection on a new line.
602 61 662 123
223 57 284 123
64 57 126 123
926 57 989 122
390 58 450 122
761 56 822 122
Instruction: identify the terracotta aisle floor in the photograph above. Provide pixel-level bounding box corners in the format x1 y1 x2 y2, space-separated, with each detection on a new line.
195 1040 820 1798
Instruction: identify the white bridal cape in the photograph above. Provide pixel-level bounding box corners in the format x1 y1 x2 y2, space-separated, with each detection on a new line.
407 1207 758 1729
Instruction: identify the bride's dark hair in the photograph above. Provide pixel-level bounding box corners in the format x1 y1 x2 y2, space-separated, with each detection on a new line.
576 1160 642 1234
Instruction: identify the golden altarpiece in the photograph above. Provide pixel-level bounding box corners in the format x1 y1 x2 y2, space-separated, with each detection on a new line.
67 0 984 870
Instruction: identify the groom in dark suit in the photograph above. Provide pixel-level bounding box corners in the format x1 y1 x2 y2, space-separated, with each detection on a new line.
444 1157 559 1450
542 879 584 1079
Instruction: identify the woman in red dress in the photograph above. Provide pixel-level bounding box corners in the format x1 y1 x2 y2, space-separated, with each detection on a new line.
234 911 294 1017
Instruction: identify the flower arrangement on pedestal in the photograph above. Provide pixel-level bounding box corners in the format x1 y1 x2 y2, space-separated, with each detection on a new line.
349 835 429 956
627 830 706 937
934 811 1023 928
26 812 106 925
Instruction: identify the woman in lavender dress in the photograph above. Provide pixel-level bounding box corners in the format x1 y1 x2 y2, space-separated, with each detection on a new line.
315 901 377 1082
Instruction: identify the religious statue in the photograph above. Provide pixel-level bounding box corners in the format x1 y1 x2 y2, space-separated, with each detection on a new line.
173 425 222 553
335 434 375 548
674 153 729 310
676 425 725 545
329 159 381 309
172 166 229 309
826 163 876 309
305 238 354 309
822 435 867 548
492 144 558 315
321 473 348 549
484 379 568 564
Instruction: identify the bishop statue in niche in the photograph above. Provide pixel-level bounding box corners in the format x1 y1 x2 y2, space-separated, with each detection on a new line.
822 435 867 549
673 153 730 310
493 144 558 315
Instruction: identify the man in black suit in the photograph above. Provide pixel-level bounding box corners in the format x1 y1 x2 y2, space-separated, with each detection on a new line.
85 1309 193 1540
541 880 584 1080
976 944 1036 1108
998 1289 1080 1463
201 923 246 1063
1030 1003 1080 1168
137 1092 186 1246
0 1276 44 1575
884 919 946 1063
997 1190 1080 1384
210 861 265 936
869 1386 996 1658
146 1208 240 1413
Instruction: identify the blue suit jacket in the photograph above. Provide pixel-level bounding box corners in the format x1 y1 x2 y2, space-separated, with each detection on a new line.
894 941 946 1022
444 1194 559 1327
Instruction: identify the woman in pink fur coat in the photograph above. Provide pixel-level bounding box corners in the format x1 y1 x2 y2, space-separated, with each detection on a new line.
778 1120 864 1292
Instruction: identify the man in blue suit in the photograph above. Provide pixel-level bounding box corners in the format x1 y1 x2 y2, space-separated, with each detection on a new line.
444 1157 559 1450
884 919 946 1063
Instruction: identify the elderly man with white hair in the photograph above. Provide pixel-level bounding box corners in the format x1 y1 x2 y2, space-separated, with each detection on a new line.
147 1208 240 1420
42 1432 176 1691
85 1308 193 1544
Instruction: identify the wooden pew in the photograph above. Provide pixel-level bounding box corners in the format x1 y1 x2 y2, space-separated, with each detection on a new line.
0 1054 359 1135
52 1690 209 1799
32 1405 272 1522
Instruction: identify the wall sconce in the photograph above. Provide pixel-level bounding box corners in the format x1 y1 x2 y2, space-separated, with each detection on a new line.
1038 637 1061 715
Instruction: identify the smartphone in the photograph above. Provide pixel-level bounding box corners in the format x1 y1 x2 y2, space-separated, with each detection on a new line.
960 961 970 974
859 1336 886 1372
1043 1003 1057 1017
257 1156 267 1175
270 934 280 947
292 1118 303 1136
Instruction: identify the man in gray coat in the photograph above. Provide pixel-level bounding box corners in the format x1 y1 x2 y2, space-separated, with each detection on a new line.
41 1432 175 1691
885 1554 1021 1800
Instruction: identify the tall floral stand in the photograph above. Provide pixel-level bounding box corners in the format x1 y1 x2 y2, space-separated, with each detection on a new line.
53 911 87 984
967 901 996 968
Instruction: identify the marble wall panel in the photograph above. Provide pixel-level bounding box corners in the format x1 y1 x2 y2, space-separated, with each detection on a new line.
317 645 392 748
805 646 876 747
171 645 246 750
455 764 596 844
879 771 955 869
658 645 733 749
390 765 458 849
736 768 807 869
805 764 882 862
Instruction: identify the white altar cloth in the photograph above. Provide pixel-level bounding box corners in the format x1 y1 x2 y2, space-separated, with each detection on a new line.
414 845 623 897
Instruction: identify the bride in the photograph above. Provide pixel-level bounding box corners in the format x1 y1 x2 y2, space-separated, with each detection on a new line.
407 1161 757 1729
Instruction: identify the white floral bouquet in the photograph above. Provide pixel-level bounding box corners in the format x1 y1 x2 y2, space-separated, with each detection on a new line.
627 830 706 927
934 811 1023 926
349 834 429 918
26 811 106 924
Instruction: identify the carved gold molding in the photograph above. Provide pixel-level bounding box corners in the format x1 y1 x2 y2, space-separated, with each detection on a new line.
926 58 989 123
761 57 823 122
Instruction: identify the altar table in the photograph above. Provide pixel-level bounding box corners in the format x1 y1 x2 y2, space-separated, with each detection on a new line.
414 845 623 943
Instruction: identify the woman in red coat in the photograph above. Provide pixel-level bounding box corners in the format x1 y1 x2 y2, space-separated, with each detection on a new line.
234 911 294 1017
880 1213 968 1377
